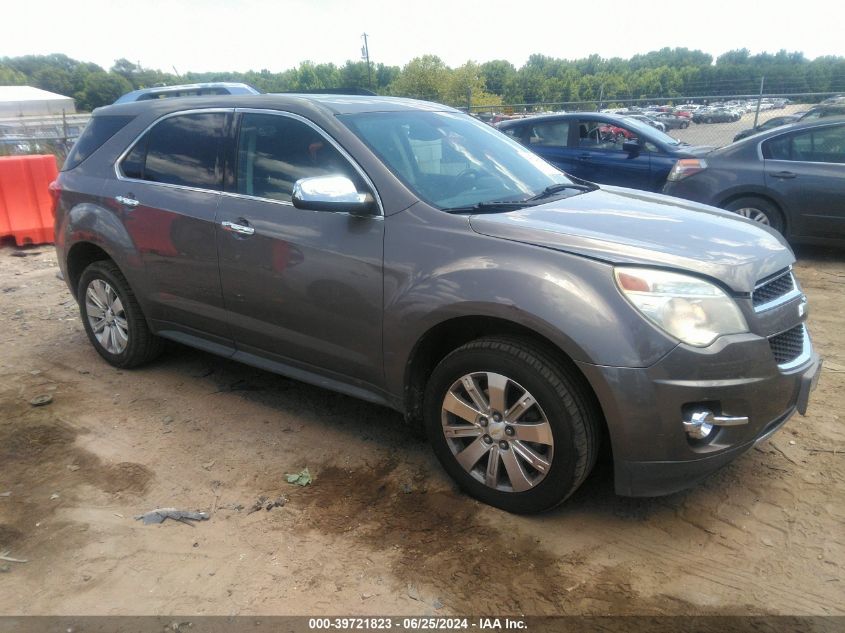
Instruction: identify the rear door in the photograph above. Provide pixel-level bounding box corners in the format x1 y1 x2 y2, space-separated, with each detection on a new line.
762 122 845 239
215 110 384 387
104 109 233 343
501 120 579 175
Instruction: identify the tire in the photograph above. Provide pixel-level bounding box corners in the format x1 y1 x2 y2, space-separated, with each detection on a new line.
723 196 785 233
423 337 600 514
681 121 689 129
78 260 164 368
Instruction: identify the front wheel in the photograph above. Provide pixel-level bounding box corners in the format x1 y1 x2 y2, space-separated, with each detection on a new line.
423 338 600 513
723 196 785 233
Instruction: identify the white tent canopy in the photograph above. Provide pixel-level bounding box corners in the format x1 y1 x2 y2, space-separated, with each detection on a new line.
0 86 76 117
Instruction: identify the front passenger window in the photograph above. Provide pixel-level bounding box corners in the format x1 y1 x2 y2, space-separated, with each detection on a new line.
578 119 639 150
236 113 360 202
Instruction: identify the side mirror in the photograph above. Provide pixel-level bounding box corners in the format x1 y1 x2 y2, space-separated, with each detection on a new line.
622 140 641 154
291 176 376 215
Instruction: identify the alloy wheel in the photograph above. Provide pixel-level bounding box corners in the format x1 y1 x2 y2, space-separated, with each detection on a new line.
735 207 771 225
440 371 554 493
85 279 129 355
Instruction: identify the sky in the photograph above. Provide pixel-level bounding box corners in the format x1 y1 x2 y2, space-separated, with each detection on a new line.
2 0 841 73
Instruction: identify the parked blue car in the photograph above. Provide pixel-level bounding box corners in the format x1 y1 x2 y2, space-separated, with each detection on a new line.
497 113 711 192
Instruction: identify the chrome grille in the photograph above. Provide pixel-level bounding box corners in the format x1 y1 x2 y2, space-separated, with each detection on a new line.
753 269 796 309
768 324 805 365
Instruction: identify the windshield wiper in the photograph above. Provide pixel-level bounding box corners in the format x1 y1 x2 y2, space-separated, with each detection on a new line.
526 182 595 201
444 200 538 214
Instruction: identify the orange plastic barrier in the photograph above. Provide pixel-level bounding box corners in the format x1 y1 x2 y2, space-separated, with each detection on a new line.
0 155 59 246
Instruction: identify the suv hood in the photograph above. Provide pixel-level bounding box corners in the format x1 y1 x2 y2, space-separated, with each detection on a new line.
469 186 794 293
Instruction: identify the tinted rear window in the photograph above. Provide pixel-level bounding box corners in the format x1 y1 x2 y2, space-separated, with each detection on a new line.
62 115 135 171
119 112 227 190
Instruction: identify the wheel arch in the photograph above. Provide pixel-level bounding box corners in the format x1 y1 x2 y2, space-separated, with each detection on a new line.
66 241 119 300
717 191 789 234
402 315 610 453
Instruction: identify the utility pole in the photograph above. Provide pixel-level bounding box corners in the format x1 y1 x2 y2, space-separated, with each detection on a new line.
753 75 765 129
361 33 372 89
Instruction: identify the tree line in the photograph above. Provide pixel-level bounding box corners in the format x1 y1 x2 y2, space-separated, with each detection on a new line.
2 48 845 112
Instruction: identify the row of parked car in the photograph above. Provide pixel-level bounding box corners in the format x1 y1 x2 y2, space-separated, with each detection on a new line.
496 110 844 245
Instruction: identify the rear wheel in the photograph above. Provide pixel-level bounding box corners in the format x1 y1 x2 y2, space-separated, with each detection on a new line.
723 196 784 233
423 338 600 514
78 261 164 368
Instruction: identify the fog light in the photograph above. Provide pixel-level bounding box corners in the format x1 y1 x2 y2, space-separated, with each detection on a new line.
683 411 715 439
683 410 750 440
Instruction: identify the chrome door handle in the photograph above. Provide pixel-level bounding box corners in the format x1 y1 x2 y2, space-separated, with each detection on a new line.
221 220 255 236
772 171 797 179
115 195 139 207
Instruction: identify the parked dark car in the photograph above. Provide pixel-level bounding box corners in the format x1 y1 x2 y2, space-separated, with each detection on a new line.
799 104 845 121
733 115 801 142
664 117 845 244
693 108 740 124
113 82 259 104
54 95 820 513
623 114 667 132
650 112 690 130
497 112 712 191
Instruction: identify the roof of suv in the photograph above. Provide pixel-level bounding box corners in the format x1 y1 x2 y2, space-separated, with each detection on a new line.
97 94 458 118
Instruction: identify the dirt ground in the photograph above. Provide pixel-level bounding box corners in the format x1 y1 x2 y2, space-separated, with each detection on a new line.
0 245 842 616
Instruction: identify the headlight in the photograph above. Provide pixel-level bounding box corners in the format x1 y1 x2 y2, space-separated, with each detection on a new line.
614 267 748 347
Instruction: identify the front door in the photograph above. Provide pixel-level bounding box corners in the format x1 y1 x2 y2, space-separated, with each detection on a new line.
573 118 652 189
216 111 384 387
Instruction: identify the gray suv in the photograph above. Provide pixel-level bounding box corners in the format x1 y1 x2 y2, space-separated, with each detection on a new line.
54 95 821 513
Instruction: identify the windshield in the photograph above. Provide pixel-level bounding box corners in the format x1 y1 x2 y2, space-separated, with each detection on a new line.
338 110 576 209
619 116 681 146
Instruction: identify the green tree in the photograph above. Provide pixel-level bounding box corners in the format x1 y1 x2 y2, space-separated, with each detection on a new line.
33 67 73 96
480 60 517 96
78 72 133 110
0 65 27 85
390 55 449 101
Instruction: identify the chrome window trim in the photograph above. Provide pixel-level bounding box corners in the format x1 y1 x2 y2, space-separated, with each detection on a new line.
232 107 384 216
775 324 813 372
113 108 235 191
112 107 385 216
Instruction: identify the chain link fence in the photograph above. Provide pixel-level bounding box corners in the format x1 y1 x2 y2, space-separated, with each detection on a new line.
0 92 840 164
0 113 90 164
469 92 842 147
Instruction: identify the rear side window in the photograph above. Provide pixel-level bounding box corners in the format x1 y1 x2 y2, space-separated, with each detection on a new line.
119 112 227 190
62 115 134 171
763 125 845 164
530 121 570 147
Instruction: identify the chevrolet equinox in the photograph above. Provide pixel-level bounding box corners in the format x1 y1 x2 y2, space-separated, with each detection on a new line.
53 95 821 513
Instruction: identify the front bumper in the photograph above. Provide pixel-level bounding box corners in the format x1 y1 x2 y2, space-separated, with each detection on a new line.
578 336 822 497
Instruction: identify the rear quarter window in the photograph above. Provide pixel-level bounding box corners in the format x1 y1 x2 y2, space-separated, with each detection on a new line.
62 115 135 171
